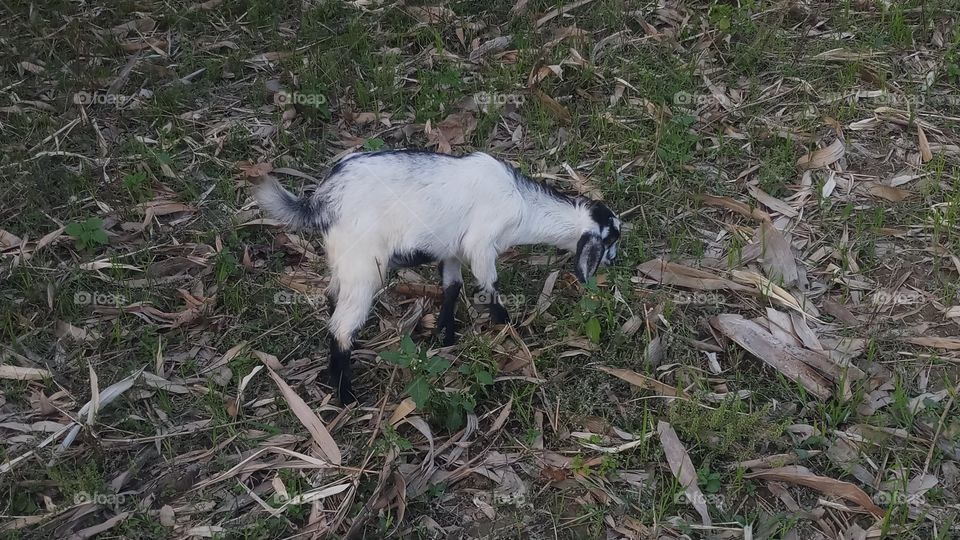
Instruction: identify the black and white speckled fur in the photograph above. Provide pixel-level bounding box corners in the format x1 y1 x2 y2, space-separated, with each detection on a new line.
254 150 621 403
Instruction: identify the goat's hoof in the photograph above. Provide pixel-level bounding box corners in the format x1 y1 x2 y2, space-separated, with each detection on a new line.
489 304 510 325
338 384 358 406
434 320 458 347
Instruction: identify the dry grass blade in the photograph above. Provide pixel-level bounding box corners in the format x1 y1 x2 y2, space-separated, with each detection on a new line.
86 362 99 425
657 421 712 526
535 0 596 27
263 365 342 465
744 466 883 517
193 446 333 491
596 365 684 398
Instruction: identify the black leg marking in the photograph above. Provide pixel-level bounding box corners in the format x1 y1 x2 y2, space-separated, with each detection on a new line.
436 281 462 346
488 293 509 325
329 336 356 404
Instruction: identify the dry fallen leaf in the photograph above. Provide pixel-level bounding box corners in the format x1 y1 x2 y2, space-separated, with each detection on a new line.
530 88 571 123
757 221 800 288
597 365 683 397
694 194 771 221
427 112 477 154
918 124 933 162
0 365 52 380
658 421 712 526
238 161 274 178
797 139 844 169
636 258 754 293
262 365 341 465
744 466 883 516
712 314 833 400
864 182 911 202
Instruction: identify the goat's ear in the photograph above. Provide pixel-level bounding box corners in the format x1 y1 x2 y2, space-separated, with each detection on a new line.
574 233 604 283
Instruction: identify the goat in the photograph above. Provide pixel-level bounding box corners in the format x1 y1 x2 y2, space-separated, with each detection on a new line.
254 150 621 403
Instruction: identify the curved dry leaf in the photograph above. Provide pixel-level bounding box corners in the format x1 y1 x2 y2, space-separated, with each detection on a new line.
694 194 771 221
758 221 799 288
636 258 754 292
918 124 933 162
0 229 23 248
427 112 477 154
536 0 596 27
865 182 911 202
797 139 844 169
389 397 417 426
531 89 571 123
744 465 883 516
264 366 341 465
748 185 798 217
597 365 683 397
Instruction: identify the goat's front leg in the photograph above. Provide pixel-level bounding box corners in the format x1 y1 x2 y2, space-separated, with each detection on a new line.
436 258 463 346
470 250 509 325
327 273 379 404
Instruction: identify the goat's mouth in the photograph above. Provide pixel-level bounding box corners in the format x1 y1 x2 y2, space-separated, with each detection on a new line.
601 245 618 265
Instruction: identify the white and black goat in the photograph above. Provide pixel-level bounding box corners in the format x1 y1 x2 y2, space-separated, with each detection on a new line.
254 150 621 403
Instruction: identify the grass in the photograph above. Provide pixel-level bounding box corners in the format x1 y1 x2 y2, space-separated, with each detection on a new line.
1 0 960 538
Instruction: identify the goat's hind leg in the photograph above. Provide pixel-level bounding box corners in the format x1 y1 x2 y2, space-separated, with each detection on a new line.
436 258 463 346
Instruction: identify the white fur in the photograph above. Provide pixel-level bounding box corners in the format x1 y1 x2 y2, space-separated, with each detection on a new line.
255 151 616 350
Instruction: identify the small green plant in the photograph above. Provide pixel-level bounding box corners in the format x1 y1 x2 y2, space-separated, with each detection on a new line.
363 137 386 151
122 170 151 201
698 466 722 494
380 335 451 407
380 335 494 431
708 3 733 32
213 249 238 282
577 278 615 344
656 115 698 167
66 217 109 250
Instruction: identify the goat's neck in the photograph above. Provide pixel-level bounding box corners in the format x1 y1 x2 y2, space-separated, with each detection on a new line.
511 191 586 251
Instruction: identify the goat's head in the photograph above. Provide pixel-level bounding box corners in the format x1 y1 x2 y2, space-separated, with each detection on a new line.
573 201 621 283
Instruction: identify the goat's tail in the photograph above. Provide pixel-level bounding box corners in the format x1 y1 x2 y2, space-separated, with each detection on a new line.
253 175 329 231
